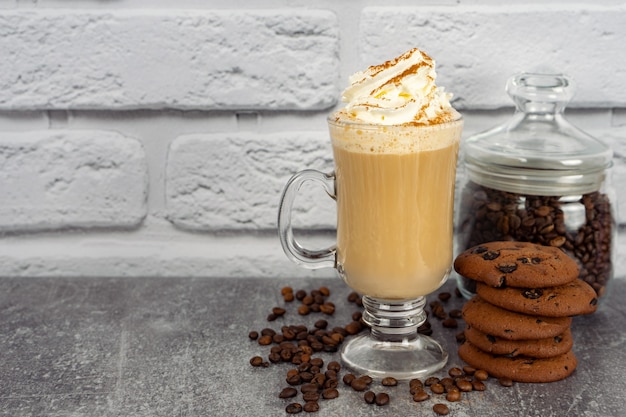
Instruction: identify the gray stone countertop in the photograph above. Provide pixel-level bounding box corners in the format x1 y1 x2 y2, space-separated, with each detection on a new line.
0 274 625 417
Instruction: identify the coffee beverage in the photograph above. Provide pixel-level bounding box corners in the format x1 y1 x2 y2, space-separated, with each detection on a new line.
328 118 462 299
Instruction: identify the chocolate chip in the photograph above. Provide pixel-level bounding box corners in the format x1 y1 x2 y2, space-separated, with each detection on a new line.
522 288 544 299
472 246 488 254
497 263 518 273
482 250 501 260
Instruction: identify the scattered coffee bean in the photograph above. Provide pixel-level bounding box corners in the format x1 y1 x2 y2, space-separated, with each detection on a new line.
314 319 328 329
498 377 514 387
438 292 452 302
250 356 264 367
279 387 298 399
285 402 303 414
440 377 455 392
327 361 341 372
474 369 489 381
248 331 259 340
359 375 373 385
433 403 450 415
409 378 424 390
350 378 368 392
320 303 335 315
448 367 464 378
272 307 287 316
430 301 448 319
303 391 320 402
363 391 376 404
268 352 281 363
258 334 273 345
449 309 463 319
303 401 319 413
375 392 390 406
342 373 356 386
345 321 362 335
412 390 430 402
324 369 337 380
324 379 338 390
456 379 473 392
446 389 461 402
300 383 318 394
381 377 398 387
462 366 476 375
425 376 440 386
430 383 445 395
472 379 486 391
347 291 358 302
286 374 301 385
418 321 433 336
261 328 276 336
299 372 314 383
322 388 339 399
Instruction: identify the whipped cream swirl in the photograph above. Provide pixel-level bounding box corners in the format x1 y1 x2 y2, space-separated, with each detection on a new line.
340 48 457 125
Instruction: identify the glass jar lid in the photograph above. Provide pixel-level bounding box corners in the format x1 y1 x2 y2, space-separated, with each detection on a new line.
464 73 613 195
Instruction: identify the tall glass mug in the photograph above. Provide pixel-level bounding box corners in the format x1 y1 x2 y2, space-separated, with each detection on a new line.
278 114 463 379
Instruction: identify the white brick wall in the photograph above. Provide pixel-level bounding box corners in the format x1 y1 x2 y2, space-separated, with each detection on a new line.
0 10 339 110
0 130 147 231
0 0 625 279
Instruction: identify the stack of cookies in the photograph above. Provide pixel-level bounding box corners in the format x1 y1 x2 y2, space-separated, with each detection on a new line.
454 241 598 383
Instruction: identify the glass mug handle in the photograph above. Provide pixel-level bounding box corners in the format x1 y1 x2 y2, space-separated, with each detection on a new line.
278 169 336 269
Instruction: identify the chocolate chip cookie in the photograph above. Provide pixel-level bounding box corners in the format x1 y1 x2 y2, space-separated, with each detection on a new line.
458 341 577 383
464 325 573 359
462 296 572 340
475 280 598 317
454 241 579 288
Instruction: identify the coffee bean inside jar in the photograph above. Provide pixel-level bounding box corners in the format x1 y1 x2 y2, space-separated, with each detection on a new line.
457 182 613 298
454 73 616 303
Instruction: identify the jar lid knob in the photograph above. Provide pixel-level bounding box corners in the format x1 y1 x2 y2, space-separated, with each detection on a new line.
506 73 574 113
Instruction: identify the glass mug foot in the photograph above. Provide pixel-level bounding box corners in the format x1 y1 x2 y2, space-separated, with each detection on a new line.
341 296 448 380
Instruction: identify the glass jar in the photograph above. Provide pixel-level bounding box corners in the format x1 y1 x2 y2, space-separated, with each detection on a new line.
455 73 616 302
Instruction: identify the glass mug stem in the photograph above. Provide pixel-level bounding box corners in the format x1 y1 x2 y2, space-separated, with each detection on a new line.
277 169 336 269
